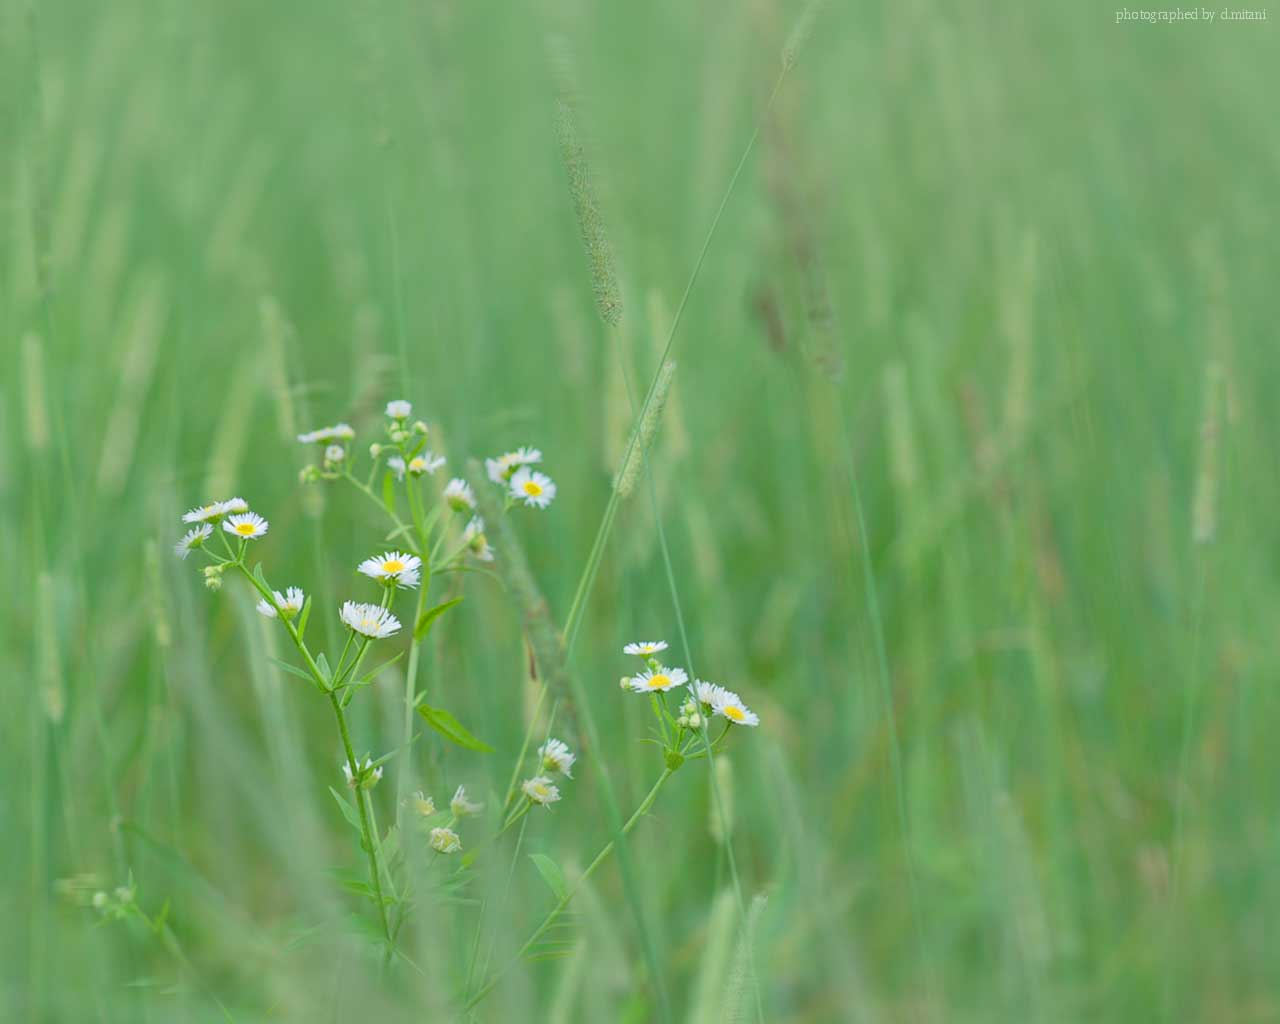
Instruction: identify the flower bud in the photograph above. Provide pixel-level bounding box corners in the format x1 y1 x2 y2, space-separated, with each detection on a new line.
412 420 429 435
688 712 702 729
369 443 383 458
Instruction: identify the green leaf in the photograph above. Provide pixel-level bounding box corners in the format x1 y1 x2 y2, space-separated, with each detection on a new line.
414 597 464 641
359 650 404 685
417 703 494 753
328 786 363 833
315 652 332 685
267 656 315 684
528 853 568 901
382 472 396 517
296 596 313 640
252 563 269 590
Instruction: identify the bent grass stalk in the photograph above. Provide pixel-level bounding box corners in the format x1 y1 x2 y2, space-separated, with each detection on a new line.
460 60 796 1018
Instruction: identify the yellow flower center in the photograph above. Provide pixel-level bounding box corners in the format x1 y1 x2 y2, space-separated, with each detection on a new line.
647 674 670 690
723 705 746 722
382 559 405 574
532 783 550 799
523 480 543 497
234 521 256 536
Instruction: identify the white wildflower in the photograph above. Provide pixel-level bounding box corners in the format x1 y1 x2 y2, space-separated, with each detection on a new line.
522 776 561 807
174 524 212 559
509 467 556 509
339 601 401 639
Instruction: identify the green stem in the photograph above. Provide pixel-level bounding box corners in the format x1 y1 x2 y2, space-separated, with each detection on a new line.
397 579 430 816
329 691 393 953
465 769 673 1010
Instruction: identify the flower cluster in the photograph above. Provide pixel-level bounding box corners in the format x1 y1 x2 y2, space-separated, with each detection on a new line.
618 640 760 771
173 498 269 568
173 397 569 951
406 784 483 855
485 447 557 510
515 736 576 812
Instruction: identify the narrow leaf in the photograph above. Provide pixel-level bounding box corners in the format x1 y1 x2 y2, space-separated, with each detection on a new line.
529 853 568 901
414 597 464 642
315 652 332 685
328 786 363 833
296 595 313 640
417 703 494 753
359 650 404 685
267 656 315 684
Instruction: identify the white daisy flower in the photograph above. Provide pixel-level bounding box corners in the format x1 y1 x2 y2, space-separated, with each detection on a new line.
407 450 446 476
408 791 436 817
174 524 213 559
223 511 269 540
443 478 476 511
538 738 576 777
711 688 760 727
484 447 541 484
219 497 249 514
623 640 669 657
324 444 345 463
689 679 728 710
340 600 402 639
627 666 689 693
385 400 412 420
451 785 483 818
463 517 495 561
357 550 422 589
182 502 226 524
509 467 556 509
297 423 356 444
342 756 383 789
387 456 407 481
522 776 561 807
255 586 305 619
430 827 462 854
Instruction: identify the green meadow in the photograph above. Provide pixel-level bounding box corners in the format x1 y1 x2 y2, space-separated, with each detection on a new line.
4 1 1278 1020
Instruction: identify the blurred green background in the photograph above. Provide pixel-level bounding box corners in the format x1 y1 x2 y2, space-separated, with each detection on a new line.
4 0 1278 1020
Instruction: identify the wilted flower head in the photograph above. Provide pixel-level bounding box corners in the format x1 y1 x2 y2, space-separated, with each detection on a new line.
538 738 575 777
357 551 422 589
408 791 437 817
509 467 556 509
174 524 212 559
522 776 561 807
451 785 483 818
256 586 305 619
297 423 355 444
340 601 401 639
223 511 269 540
444 478 476 511
463 517 494 561
342 756 383 789
627 666 688 694
429 827 461 854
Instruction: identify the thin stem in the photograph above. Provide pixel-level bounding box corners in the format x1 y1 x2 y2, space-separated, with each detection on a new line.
465 769 673 1010
330 691 393 952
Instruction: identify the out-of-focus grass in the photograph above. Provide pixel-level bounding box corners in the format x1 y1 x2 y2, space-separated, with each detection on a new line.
3 1 1278 1020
